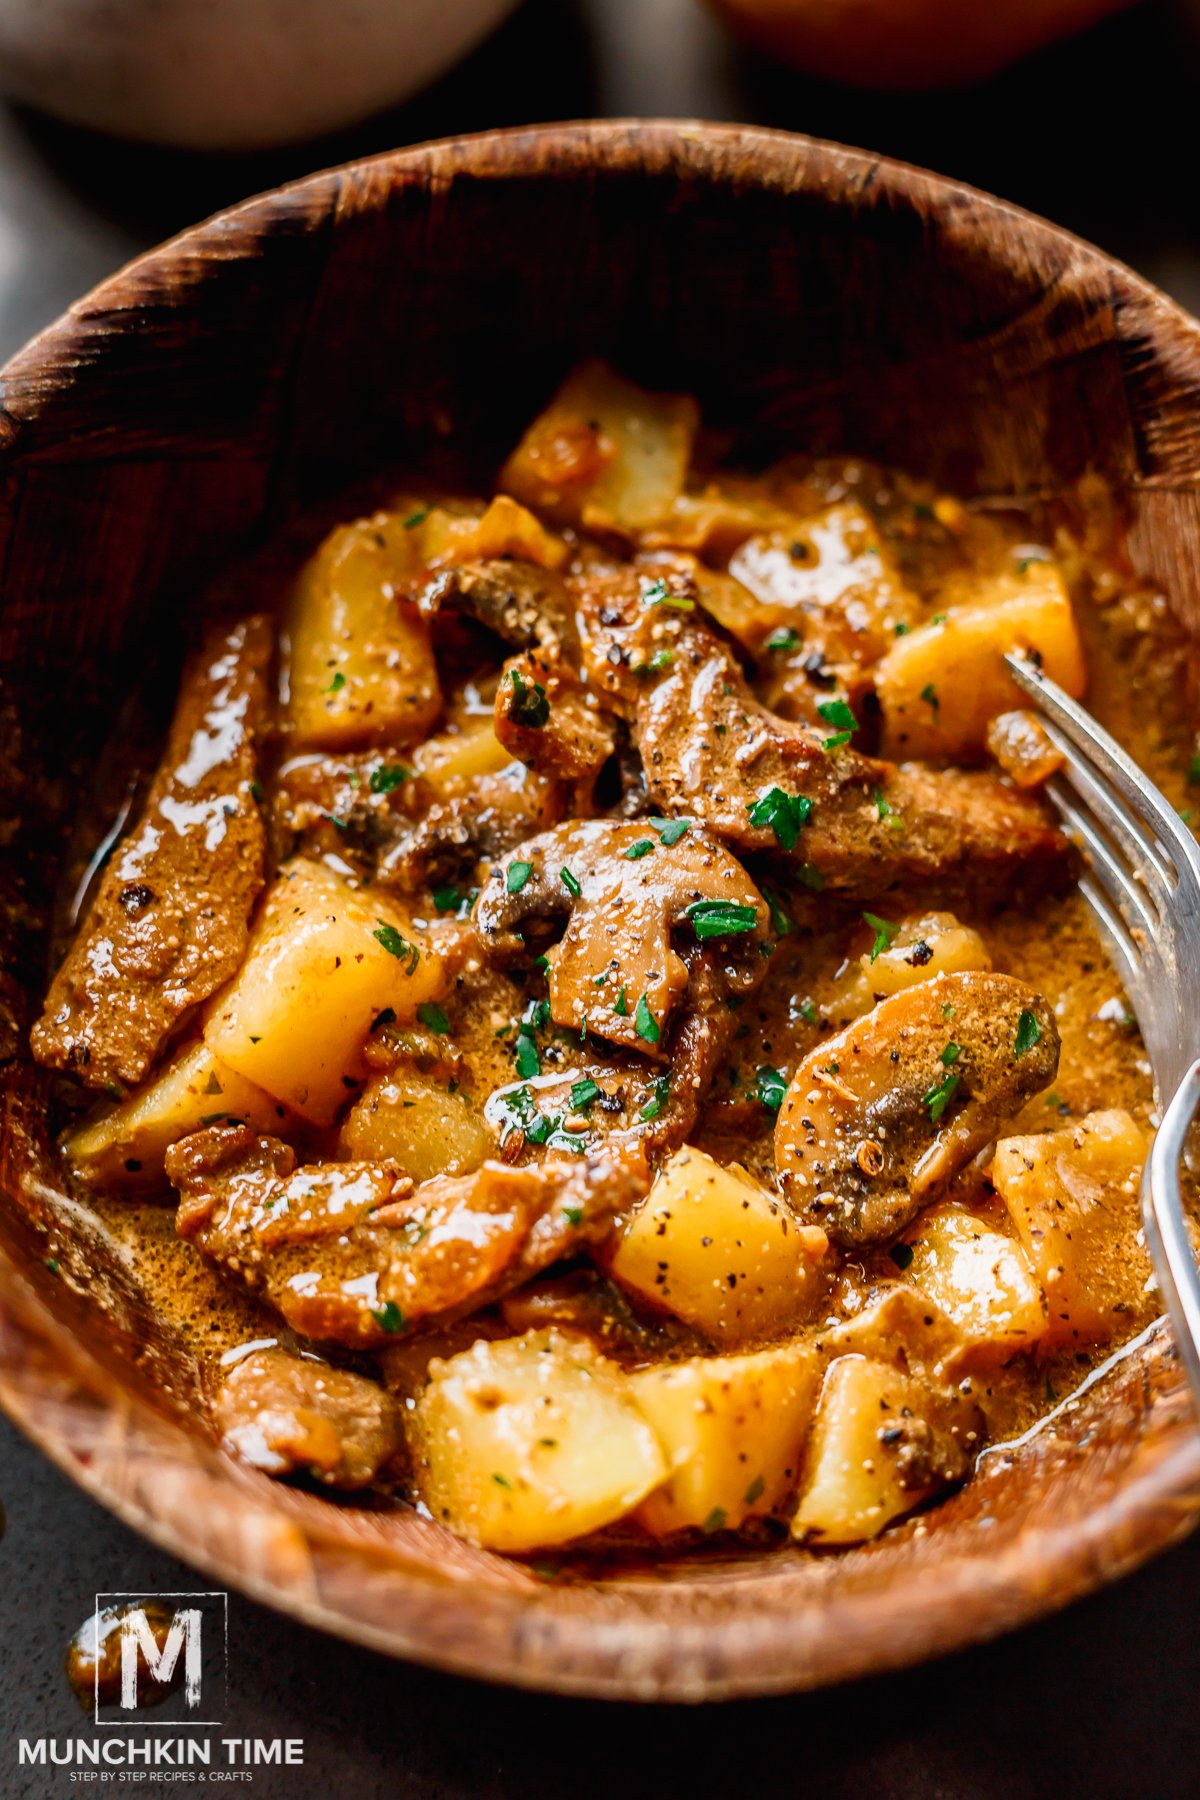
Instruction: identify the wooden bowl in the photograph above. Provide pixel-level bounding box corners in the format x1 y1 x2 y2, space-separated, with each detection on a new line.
2 122 1200 1704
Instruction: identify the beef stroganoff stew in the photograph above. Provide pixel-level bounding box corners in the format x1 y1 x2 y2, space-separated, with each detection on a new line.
34 363 1195 1557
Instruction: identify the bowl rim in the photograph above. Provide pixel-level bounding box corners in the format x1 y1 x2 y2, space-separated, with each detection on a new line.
3 117 1200 1704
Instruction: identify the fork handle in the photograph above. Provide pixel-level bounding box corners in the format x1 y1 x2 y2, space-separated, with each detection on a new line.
1143 1057 1200 1410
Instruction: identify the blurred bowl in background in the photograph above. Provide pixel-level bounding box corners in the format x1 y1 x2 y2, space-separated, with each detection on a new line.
0 0 520 150
704 0 1135 86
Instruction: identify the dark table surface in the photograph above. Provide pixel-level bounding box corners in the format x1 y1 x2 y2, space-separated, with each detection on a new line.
4 1 1200 1793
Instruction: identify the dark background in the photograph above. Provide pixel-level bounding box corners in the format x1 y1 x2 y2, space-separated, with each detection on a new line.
3 0 1200 1792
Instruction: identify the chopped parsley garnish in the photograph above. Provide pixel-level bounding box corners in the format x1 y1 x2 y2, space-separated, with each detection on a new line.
640 576 694 611
507 859 533 895
514 1033 541 1079
702 1507 728 1535
325 670 346 694
624 839 655 860
639 1074 670 1121
763 884 792 935
560 866 581 898
743 1474 766 1506
798 997 818 1025
562 1204 585 1227
649 816 691 846
322 811 348 832
894 621 911 636
570 1078 601 1111
941 1001 955 1020
889 1243 914 1272
371 1301 406 1334
863 912 899 963
432 884 462 913
687 899 760 940
874 786 902 830
417 1002 450 1035
817 697 857 731
614 985 629 1017
1014 1009 1042 1058
747 785 813 850
1187 752 1200 787
373 923 419 971
940 1041 961 1067
755 1065 787 1113
766 627 800 653
634 993 661 1044
797 862 824 891
920 682 940 714
369 763 408 794
492 1472 513 1490
922 1071 960 1123
635 648 675 675
508 668 550 728
403 506 430 529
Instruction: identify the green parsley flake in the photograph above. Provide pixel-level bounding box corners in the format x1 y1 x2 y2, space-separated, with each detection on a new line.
702 1507 728 1535
747 785 813 850
863 911 899 963
743 1474 766 1506
639 1074 670 1121
614 986 629 1017
640 576 694 611
817 697 857 731
562 1204 585 1226
1188 752 1200 787
507 860 533 895
649 816 691 846
371 1301 406 1334
432 884 461 913
514 1033 541 1079
920 682 940 714
922 1071 960 1124
325 670 346 695
373 923 419 971
1014 1010 1042 1058
417 1002 450 1035
940 1041 961 1067
571 1078 601 1111
766 627 800 653
634 993 661 1044
560 867 581 898
687 899 760 940
755 1065 787 1113
508 668 550 728
404 507 429 529
625 839 655 860
798 997 818 1025
369 763 408 794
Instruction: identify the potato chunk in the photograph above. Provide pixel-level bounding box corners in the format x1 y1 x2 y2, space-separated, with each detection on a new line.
828 910 991 1023
339 1067 493 1183
875 564 1086 759
606 1146 827 1344
991 1109 1151 1348
904 1203 1046 1358
501 361 698 535
792 1354 983 1545
629 1342 820 1536
204 859 445 1126
409 1329 667 1551
65 1041 287 1191
284 510 442 751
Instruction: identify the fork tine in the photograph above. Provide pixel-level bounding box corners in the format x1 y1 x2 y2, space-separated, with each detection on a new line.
1043 726 1177 899
1005 652 1200 887
1046 782 1162 939
1077 871 1144 994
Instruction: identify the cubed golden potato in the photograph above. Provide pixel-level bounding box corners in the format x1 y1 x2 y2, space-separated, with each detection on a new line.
904 1203 1046 1358
409 1328 668 1552
411 709 512 796
991 1109 1151 1348
283 510 442 751
875 564 1086 759
500 361 698 535
605 1146 828 1344
726 503 920 665
64 1040 287 1191
828 911 991 1023
792 1354 983 1545
629 1342 820 1536
204 859 445 1126
339 1068 493 1183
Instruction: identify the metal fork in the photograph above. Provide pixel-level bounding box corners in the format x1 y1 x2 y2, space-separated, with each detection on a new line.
1004 651 1200 1406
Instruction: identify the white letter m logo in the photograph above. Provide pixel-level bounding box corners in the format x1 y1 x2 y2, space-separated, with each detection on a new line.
120 1607 203 1711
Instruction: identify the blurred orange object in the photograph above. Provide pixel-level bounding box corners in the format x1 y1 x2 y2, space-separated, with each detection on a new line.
705 0 1135 87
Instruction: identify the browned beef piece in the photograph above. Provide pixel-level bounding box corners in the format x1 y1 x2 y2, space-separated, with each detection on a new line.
167 1123 649 1350
32 616 273 1091
571 565 1066 897
212 1345 403 1488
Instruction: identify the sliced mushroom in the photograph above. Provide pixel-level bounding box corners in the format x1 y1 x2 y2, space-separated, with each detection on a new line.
420 558 577 652
167 1122 648 1349
571 564 1066 896
473 818 770 1056
774 971 1059 1248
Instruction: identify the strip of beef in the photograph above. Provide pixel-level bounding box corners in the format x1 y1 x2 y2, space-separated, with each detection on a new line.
420 558 577 652
571 564 1065 897
212 1345 404 1488
493 646 616 804
167 1123 648 1350
32 616 272 1090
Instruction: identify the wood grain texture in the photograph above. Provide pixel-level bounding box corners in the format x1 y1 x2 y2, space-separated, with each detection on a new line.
2 121 1200 1702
